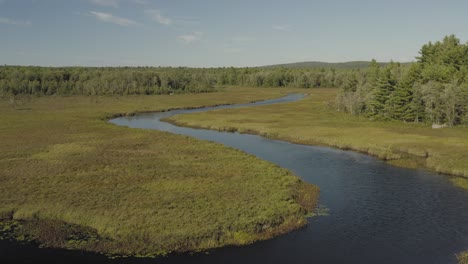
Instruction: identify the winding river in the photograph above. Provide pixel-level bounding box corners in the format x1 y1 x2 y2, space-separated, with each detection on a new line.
2 94 467 264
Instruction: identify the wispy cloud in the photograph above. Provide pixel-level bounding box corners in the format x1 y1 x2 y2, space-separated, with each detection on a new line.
89 0 119 8
144 9 172 25
178 32 203 44
0 17 31 26
273 25 291 31
89 11 138 26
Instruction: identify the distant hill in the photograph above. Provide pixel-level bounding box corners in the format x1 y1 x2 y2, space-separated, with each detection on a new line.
262 61 412 69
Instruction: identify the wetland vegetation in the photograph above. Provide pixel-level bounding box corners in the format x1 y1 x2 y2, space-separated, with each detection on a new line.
458 251 468 264
168 88 468 178
0 87 318 256
0 35 467 262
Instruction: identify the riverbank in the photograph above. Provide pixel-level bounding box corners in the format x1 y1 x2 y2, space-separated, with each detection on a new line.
166 88 468 183
0 87 319 256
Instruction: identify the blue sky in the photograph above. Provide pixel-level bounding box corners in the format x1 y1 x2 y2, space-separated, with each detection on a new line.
1 0 467 67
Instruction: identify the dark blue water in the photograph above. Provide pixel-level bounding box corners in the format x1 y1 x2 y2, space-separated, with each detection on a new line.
2 94 467 264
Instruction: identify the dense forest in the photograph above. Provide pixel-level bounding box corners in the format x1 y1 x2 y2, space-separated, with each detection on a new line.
0 67 218 96
0 64 359 96
263 61 410 69
335 35 468 126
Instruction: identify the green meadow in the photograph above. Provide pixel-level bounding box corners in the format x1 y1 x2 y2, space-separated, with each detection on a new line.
0 87 319 256
168 88 468 182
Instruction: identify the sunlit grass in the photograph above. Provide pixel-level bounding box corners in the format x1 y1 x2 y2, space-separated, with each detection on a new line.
451 178 468 190
0 87 319 256
168 88 468 179
458 251 468 264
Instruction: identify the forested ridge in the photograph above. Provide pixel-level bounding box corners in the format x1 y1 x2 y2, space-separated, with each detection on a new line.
336 35 468 126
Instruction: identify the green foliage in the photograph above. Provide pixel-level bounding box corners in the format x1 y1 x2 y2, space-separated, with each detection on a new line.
342 72 359 92
368 59 381 86
417 35 468 70
368 66 398 117
0 67 217 96
264 60 410 69
0 64 380 97
385 82 414 121
335 35 468 126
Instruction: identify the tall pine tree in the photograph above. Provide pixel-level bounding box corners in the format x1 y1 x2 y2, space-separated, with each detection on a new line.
386 64 421 121
367 65 397 117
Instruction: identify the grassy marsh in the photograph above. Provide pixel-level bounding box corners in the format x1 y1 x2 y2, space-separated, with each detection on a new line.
451 177 468 190
0 87 319 256
168 88 468 179
458 251 468 264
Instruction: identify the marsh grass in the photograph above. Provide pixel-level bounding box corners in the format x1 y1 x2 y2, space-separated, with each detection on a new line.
458 251 468 264
0 87 319 256
451 178 468 190
168 88 468 179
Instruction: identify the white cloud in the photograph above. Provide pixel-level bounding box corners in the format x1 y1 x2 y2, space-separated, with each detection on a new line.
144 9 172 25
273 25 291 31
89 11 138 26
178 32 203 44
89 0 119 8
0 17 31 26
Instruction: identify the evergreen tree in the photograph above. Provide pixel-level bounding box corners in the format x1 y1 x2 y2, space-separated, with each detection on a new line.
342 71 359 92
367 67 397 117
336 35 468 126
386 64 421 121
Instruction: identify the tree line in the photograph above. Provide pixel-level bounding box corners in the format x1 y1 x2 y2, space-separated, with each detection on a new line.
0 67 217 96
2 35 466 126
335 35 468 126
0 64 361 97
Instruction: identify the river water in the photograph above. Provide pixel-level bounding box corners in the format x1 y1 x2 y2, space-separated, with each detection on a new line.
2 94 467 264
